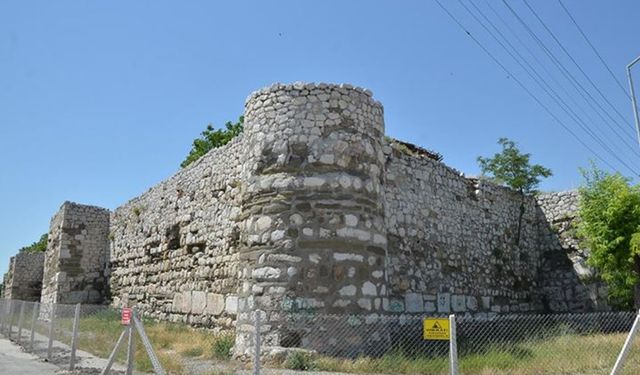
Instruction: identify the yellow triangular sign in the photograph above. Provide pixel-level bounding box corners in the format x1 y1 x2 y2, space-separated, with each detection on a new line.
423 318 450 340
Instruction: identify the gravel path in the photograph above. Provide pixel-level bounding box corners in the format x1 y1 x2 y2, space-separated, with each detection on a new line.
0 336 59 374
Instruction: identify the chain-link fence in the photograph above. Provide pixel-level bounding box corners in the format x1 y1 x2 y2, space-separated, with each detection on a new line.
0 298 247 375
256 311 640 375
2 298 640 375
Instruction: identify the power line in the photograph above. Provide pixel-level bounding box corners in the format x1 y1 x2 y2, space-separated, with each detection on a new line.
457 0 640 172
557 0 631 99
501 0 637 142
480 0 640 159
431 0 631 175
522 0 635 133
483 0 575 100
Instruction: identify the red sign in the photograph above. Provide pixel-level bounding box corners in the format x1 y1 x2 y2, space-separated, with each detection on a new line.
121 308 132 325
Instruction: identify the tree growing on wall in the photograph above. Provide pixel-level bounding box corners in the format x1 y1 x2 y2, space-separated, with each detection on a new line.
577 164 640 309
477 138 552 245
19 233 48 253
181 116 244 168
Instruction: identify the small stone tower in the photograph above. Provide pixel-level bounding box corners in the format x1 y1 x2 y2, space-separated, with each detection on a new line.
235 83 389 353
41 202 110 305
3 252 45 301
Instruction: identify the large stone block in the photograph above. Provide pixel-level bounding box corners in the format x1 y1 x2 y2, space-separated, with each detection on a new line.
225 296 238 314
437 293 451 313
192 291 207 314
206 293 225 315
405 293 424 313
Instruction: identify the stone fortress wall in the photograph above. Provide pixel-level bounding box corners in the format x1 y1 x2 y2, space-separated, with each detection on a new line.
1 82 609 355
384 150 607 318
2 252 44 301
536 191 609 312
109 133 245 328
40 202 110 306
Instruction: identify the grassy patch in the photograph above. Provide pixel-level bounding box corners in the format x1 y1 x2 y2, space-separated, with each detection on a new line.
36 311 640 375
285 351 316 371
305 332 639 375
50 312 235 374
211 333 234 360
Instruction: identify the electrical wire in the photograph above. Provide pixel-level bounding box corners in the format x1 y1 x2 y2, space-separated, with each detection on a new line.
557 0 631 99
522 0 635 132
457 0 640 173
480 0 640 159
502 0 637 142
431 0 630 175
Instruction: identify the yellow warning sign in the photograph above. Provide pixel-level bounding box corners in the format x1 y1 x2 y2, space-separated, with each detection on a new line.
423 318 450 340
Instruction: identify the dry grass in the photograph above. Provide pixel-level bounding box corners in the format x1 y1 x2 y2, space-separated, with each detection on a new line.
45 312 640 375
308 332 640 375
52 311 234 374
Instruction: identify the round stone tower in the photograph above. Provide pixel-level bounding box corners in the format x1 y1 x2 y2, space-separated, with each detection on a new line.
235 82 389 355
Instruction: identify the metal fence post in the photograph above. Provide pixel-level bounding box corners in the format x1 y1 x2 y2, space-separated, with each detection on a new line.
0 300 4 333
610 309 640 375
17 301 25 344
449 314 459 375
69 304 81 370
47 303 57 361
254 310 262 375
7 299 14 339
29 302 38 350
126 324 135 375
100 328 128 375
3 299 9 335
0 300 5 333
133 314 166 375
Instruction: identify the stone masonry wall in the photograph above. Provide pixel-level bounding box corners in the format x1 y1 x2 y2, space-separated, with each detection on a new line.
383 145 609 319
384 147 545 318
536 191 609 312
41 202 110 305
3 252 44 301
109 134 244 328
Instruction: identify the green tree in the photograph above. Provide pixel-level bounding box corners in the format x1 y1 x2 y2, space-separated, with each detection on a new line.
477 138 552 245
19 233 48 253
577 164 640 308
181 116 244 168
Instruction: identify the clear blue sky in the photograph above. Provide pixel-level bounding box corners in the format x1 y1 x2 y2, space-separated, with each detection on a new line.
1 0 639 276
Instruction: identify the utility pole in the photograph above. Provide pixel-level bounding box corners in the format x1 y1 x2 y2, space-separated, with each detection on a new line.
627 55 640 147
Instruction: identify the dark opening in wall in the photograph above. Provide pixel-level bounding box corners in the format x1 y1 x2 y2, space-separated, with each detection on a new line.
281 331 302 348
186 242 206 254
165 224 181 250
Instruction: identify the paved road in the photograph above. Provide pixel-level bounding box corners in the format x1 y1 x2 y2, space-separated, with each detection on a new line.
0 337 58 374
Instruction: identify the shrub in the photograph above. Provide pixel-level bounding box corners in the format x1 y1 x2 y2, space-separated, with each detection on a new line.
285 351 315 371
181 117 244 168
211 334 235 360
19 233 48 253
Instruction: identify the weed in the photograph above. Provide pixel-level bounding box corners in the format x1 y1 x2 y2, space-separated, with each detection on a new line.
285 351 315 371
181 346 204 357
211 333 235 360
